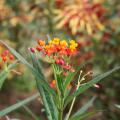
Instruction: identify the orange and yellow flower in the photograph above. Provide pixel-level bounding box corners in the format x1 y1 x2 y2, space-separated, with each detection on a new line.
30 38 78 73
34 38 78 57
54 0 106 35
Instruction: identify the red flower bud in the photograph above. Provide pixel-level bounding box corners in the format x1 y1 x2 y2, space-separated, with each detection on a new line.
9 55 14 61
36 46 42 52
55 58 65 65
63 72 68 76
59 59 65 65
55 59 60 64
4 50 9 56
63 65 71 70
29 48 35 53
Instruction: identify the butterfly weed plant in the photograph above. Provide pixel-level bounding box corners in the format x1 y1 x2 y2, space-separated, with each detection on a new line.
0 38 120 120
0 49 17 89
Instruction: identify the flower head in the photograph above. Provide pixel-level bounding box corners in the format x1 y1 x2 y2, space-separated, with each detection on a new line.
0 49 15 70
54 0 106 35
30 38 78 73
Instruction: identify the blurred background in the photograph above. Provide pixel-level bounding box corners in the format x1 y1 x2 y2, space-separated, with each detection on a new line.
0 0 120 119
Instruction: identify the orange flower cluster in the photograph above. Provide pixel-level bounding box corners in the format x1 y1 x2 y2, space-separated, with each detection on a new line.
54 0 105 35
30 38 78 72
37 38 78 56
0 50 14 63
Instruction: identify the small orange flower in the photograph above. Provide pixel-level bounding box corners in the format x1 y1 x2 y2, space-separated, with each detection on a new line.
2 56 7 62
38 40 45 46
50 80 56 88
67 83 72 90
0 49 15 66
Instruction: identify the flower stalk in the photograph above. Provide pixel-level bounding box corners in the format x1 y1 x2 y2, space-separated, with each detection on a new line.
65 71 82 120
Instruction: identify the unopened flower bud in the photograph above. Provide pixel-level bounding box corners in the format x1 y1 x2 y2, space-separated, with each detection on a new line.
9 55 14 61
55 59 60 64
63 65 71 70
36 46 42 52
29 47 35 53
94 84 100 89
63 72 68 76
4 50 9 56
80 70 83 74
59 59 65 65
70 68 75 72
2 56 7 62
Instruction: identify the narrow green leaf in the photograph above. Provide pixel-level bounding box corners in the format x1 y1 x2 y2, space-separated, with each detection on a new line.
65 66 120 106
70 97 95 119
31 54 58 120
69 111 96 120
53 64 64 97
0 70 9 89
22 105 41 120
40 87 58 120
0 93 39 117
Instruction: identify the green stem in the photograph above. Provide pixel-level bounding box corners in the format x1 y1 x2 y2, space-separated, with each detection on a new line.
59 98 64 120
65 72 81 120
59 108 63 120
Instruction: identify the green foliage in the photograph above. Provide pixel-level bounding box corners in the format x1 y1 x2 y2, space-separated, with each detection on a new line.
31 53 58 120
0 69 9 89
65 66 120 106
23 104 42 120
69 112 96 120
70 97 96 119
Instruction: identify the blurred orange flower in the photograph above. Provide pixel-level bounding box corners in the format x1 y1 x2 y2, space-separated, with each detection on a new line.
54 0 106 35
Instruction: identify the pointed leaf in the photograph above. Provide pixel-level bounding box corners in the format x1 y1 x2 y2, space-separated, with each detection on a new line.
40 87 58 120
31 54 58 120
65 66 120 106
69 111 96 120
70 97 95 119
22 105 41 120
